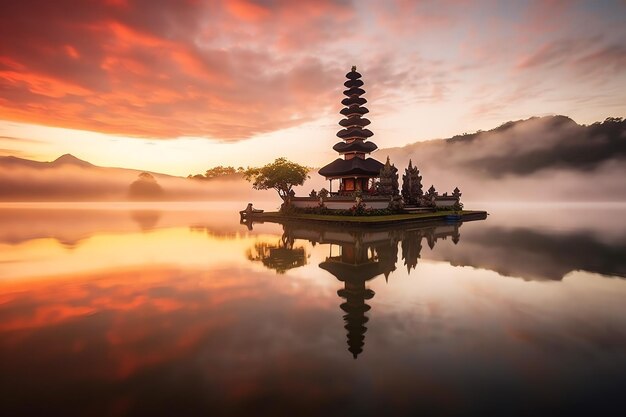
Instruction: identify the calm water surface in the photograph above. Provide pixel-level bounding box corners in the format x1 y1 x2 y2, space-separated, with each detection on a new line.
0 202 625 416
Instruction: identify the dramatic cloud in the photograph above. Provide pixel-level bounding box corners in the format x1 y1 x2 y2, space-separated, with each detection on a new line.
0 0 624 146
0 0 353 139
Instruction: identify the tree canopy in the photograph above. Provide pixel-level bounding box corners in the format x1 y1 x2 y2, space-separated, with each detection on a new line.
128 172 164 200
187 165 244 180
243 158 309 200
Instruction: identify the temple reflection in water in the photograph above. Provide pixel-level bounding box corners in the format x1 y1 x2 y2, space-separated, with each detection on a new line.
245 219 464 358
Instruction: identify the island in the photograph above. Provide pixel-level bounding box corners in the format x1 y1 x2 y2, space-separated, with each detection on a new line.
242 66 487 226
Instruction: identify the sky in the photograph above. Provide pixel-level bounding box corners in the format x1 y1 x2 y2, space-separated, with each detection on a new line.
0 0 625 176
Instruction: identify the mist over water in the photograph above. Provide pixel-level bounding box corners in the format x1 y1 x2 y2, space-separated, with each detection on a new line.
0 202 624 416
377 116 626 202
2 116 624 204
0 163 277 202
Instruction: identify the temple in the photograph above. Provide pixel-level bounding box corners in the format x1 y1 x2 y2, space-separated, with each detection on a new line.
319 66 384 195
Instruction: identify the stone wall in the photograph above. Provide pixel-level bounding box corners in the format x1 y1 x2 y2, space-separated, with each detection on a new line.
291 197 390 210
434 196 459 208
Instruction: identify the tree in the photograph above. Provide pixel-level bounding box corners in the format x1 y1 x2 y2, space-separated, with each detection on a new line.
243 157 309 201
188 165 238 180
401 159 423 205
377 156 399 196
205 166 236 178
128 172 164 200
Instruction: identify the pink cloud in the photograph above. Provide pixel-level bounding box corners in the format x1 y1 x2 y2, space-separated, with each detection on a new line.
0 0 352 140
0 0 623 143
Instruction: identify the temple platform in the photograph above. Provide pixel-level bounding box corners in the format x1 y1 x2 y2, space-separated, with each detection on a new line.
241 210 488 228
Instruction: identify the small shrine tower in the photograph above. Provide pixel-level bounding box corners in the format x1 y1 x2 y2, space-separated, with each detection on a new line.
319 66 384 194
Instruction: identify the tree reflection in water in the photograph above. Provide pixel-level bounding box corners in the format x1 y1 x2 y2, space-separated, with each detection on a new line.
246 233 308 274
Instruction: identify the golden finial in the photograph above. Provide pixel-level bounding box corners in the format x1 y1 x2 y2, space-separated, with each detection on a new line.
351 65 357 72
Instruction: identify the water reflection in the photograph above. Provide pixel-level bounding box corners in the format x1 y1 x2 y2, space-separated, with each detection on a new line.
244 220 467 358
129 210 161 231
0 204 625 416
436 225 626 280
247 238 308 274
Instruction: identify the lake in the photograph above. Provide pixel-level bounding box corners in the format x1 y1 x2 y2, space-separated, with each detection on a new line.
1 202 625 416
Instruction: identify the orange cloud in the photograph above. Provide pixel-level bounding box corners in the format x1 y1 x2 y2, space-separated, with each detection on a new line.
1 0 623 145
226 0 271 22
0 0 354 140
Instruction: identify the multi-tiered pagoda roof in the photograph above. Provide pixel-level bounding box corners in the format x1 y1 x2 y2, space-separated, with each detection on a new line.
319 67 384 184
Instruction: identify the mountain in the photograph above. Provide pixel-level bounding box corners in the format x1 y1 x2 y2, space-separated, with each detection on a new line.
1 153 151 173
0 153 266 202
50 153 94 168
0 155 50 169
376 116 626 201
1 115 624 202
382 116 626 176
1 153 96 169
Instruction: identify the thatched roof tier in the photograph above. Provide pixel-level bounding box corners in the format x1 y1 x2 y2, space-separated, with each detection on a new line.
343 87 365 97
339 117 371 128
319 157 384 178
332 141 378 154
340 106 369 116
346 70 362 80
337 128 374 139
341 96 367 106
344 79 364 88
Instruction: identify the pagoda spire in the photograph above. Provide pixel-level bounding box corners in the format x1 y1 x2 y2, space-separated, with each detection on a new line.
319 66 384 194
337 67 374 142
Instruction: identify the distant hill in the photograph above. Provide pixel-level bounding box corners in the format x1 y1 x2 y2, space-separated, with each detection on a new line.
0 154 266 202
1 115 624 202
0 153 165 176
50 153 95 168
376 116 626 201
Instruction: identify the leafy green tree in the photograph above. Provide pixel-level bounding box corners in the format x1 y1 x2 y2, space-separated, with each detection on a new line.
205 166 236 178
188 165 239 180
243 158 309 201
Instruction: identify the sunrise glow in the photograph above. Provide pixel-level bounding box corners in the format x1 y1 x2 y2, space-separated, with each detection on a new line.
1 1 625 174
